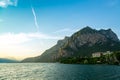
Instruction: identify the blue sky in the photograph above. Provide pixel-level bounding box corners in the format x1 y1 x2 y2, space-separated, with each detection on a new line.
0 0 120 60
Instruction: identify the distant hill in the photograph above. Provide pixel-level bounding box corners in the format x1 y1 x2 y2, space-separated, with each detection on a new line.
0 58 19 63
22 26 120 62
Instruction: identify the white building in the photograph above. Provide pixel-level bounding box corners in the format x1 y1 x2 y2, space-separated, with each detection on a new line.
92 51 112 58
92 52 102 58
103 51 112 55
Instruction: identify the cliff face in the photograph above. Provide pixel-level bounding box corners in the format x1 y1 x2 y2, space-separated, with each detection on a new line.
22 26 120 62
60 27 120 57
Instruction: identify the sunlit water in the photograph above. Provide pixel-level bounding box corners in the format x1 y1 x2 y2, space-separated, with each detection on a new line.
0 63 120 80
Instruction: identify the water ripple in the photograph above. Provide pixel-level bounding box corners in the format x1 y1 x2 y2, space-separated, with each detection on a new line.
0 63 120 80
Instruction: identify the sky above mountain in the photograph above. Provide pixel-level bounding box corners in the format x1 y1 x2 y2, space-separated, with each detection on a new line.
0 0 120 60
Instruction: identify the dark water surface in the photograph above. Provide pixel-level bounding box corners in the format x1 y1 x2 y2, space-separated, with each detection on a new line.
0 63 120 80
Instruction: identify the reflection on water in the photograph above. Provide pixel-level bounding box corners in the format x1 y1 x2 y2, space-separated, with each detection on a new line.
0 63 120 80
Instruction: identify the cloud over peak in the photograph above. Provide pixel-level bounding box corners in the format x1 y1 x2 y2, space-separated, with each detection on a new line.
0 0 18 8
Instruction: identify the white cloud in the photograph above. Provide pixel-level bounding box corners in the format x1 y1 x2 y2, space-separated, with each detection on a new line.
0 0 18 8
54 28 79 33
0 32 62 60
54 28 72 33
0 32 62 45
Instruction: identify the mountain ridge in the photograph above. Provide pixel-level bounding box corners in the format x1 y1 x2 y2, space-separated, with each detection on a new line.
22 26 120 62
0 58 19 63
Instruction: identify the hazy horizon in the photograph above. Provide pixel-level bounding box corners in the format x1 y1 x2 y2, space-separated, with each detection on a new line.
0 0 120 60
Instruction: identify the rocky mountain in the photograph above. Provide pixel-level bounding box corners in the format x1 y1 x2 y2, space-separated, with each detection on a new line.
22 26 120 62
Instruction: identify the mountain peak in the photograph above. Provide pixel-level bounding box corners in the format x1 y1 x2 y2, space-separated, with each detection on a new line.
79 26 96 34
107 28 112 31
99 28 119 42
83 26 92 29
22 27 120 62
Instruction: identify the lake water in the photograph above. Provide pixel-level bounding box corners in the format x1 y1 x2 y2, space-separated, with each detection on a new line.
0 63 120 80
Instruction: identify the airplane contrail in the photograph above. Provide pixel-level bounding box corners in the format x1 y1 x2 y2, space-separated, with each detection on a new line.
31 7 39 32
